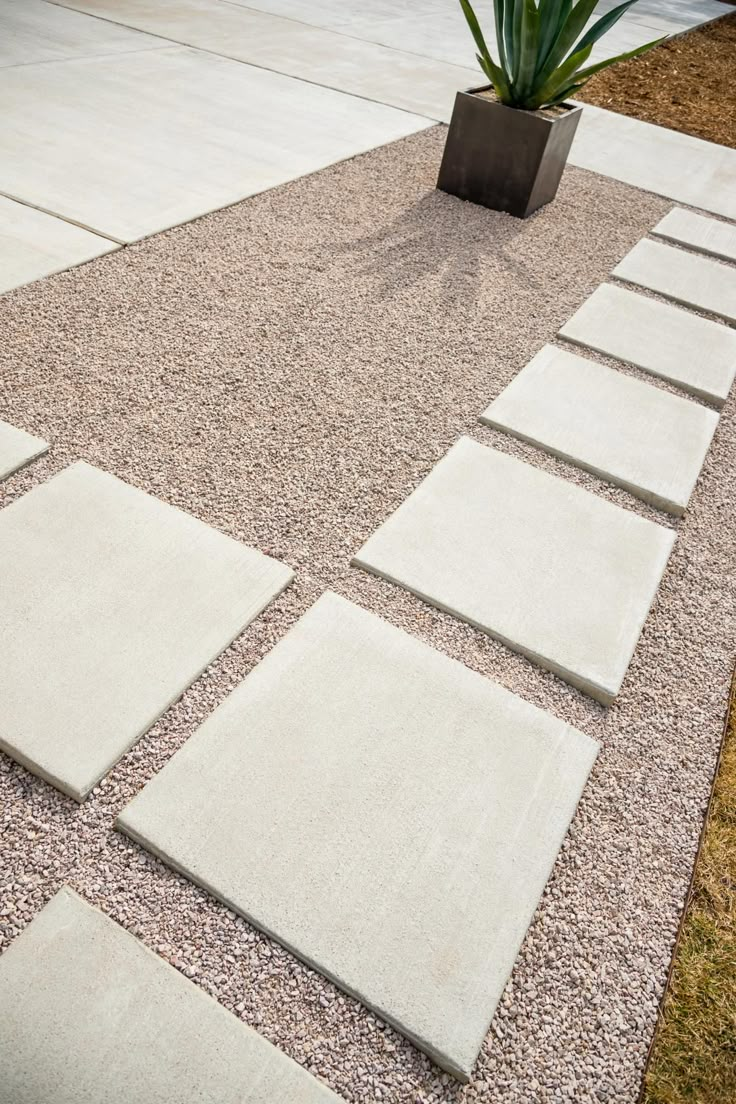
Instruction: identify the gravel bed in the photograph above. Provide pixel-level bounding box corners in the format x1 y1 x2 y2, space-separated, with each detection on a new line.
1 126 734 1104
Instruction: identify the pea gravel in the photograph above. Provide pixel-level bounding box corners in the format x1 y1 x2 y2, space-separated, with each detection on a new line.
1 125 734 1104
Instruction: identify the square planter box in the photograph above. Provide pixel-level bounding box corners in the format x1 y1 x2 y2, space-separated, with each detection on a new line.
437 86 582 218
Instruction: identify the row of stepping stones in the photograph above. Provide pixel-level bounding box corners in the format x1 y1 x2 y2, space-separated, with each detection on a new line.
0 206 734 1099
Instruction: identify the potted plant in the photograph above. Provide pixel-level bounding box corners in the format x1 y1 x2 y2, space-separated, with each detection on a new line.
438 0 664 217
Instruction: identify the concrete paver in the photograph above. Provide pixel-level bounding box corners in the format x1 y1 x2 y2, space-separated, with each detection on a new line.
0 887 341 1103
118 591 598 1081
0 461 292 800
354 438 675 704
481 344 719 516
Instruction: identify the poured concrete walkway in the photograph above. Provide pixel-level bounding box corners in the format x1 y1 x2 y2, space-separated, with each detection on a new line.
1 0 733 291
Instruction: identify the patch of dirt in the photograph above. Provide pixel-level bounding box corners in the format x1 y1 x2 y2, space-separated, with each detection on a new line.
577 12 736 148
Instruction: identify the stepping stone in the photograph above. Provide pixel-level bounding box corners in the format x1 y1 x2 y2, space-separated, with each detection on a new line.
353 438 675 704
117 591 599 1081
0 887 340 1104
0 417 49 480
0 195 117 295
559 283 736 407
0 461 292 800
613 238 736 325
480 345 719 517
652 207 736 264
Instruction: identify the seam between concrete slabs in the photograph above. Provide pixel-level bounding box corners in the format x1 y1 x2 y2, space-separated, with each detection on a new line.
47 1 451 121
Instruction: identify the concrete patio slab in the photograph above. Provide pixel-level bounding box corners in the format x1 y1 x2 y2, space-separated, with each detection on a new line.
0 0 168 67
0 45 429 242
613 239 736 325
0 195 117 294
223 0 724 68
353 438 675 704
0 417 49 481
117 591 598 1081
0 461 292 800
652 207 736 264
53 0 478 122
559 283 736 407
568 105 736 221
480 345 718 516
0 887 340 1103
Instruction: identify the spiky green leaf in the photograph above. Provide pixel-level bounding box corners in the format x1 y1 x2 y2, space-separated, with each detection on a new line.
574 0 639 53
534 0 601 86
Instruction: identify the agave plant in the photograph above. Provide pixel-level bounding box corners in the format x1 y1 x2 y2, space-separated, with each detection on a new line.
459 0 664 110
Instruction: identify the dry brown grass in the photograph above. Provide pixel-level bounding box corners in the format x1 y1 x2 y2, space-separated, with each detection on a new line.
642 666 736 1104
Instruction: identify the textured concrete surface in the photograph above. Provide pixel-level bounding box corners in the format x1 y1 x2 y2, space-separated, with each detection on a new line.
653 207 736 263
222 0 725 67
568 104 736 219
480 344 719 516
54 0 478 122
0 416 48 481
118 592 599 1081
0 0 167 67
0 195 117 295
559 282 736 406
614 238 736 324
2 131 731 1102
0 44 428 242
0 461 292 800
0 887 341 1103
354 437 675 704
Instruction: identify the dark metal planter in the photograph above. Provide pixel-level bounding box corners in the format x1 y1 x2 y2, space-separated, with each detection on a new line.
437 86 582 219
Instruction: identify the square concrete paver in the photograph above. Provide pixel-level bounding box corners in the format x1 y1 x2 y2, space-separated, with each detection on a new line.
480 345 719 516
559 283 736 407
0 195 117 295
0 461 292 800
353 438 676 704
0 887 340 1103
0 417 49 480
652 207 736 264
613 238 736 324
117 591 599 1081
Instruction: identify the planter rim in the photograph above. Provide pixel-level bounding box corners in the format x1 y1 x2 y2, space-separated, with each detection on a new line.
459 84 583 119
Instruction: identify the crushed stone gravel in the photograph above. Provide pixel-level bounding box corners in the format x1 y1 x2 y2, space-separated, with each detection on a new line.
0 125 734 1104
